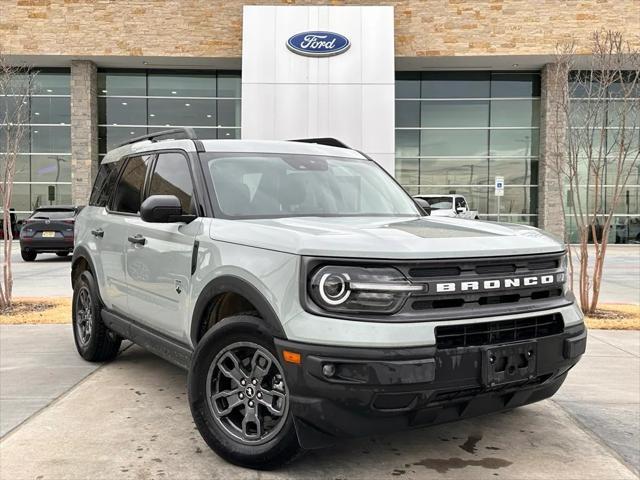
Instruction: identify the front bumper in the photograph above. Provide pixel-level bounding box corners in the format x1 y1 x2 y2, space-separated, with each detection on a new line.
275 323 586 449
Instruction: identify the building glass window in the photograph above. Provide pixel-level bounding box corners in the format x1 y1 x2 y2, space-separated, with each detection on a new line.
395 71 540 225
97 70 241 157
565 72 640 244
1 69 71 219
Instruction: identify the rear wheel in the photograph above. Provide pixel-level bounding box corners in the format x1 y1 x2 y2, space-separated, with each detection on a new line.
21 250 36 262
188 322 300 469
72 270 121 362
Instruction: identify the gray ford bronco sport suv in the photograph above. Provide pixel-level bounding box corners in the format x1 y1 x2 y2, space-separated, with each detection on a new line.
71 128 586 469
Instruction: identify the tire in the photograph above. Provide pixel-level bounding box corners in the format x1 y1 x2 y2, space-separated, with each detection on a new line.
72 270 121 362
188 319 300 470
21 249 36 262
56 252 69 257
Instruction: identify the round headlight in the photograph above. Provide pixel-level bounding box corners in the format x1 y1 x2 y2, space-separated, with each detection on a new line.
318 272 351 305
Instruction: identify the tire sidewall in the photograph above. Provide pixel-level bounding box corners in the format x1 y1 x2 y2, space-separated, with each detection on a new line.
188 321 299 469
72 270 102 359
21 250 36 261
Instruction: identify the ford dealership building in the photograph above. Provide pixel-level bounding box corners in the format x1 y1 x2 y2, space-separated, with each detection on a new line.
1 1 639 242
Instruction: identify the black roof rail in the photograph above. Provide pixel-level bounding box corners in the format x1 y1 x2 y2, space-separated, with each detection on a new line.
117 127 199 148
289 138 351 149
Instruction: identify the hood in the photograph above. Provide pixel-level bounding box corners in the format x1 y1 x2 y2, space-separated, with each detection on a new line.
209 216 564 259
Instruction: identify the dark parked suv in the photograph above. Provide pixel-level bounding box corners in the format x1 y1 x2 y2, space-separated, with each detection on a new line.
20 205 79 261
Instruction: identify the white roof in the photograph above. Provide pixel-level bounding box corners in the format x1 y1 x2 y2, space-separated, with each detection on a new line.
102 138 365 164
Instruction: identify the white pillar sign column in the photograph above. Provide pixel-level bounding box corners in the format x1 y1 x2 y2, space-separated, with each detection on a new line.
495 176 505 222
241 5 396 173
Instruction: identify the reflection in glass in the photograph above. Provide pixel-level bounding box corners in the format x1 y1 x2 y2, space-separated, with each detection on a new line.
98 97 147 125
30 97 70 124
490 73 541 98
31 184 71 209
147 72 216 97
419 158 490 187
31 154 72 182
396 130 419 157
97 71 146 96
395 100 420 128
421 71 490 98
217 99 241 127
148 98 217 126
396 158 419 195
490 99 540 128
421 100 489 128
396 72 421 99
490 129 539 157
421 129 488 157
98 70 242 155
31 126 71 153
99 127 147 152
217 74 242 98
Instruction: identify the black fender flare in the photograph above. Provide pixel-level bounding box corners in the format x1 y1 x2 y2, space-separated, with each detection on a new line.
71 246 102 298
190 275 287 346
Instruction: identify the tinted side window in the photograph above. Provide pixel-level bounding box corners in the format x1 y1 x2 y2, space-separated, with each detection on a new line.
147 152 195 214
89 160 123 207
110 155 151 214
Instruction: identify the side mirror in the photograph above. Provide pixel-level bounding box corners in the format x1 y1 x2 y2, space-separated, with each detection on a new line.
456 206 465 214
414 198 431 216
140 195 196 223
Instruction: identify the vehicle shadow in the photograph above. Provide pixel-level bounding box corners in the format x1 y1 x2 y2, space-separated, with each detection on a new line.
107 346 569 480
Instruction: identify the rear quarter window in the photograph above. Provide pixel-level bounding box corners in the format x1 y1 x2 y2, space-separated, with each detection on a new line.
89 159 123 207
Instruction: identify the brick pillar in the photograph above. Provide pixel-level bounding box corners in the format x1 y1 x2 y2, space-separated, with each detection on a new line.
538 63 568 240
70 60 98 205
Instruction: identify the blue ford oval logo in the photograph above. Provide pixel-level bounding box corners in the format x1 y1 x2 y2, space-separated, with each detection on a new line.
286 31 350 57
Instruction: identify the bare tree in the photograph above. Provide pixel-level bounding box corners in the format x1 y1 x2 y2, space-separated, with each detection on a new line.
552 31 640 314
0 56 34 310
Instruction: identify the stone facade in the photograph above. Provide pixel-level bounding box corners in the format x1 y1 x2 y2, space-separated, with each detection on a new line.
70 60 98 205
538 63 568 240
1 0 638 58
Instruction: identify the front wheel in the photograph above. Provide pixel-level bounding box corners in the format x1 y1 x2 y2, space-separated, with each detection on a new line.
188 321 300 469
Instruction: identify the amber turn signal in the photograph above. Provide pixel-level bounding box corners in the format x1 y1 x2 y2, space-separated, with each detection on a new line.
283 350 301 364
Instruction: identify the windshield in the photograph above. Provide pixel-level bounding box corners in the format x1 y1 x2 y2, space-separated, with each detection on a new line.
204 153 420 219
422 197 453 210
30 209 75 220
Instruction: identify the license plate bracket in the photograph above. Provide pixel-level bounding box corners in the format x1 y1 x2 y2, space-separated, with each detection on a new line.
42 231 56 238
482 342 537 387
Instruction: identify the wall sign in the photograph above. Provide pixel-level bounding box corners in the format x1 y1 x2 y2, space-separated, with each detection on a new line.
286 31 350 57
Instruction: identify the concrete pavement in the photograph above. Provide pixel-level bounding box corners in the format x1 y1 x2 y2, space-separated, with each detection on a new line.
554 329 640 472
569 245 640 305
0 328 638 479
7 242 72 298
0 325 101 437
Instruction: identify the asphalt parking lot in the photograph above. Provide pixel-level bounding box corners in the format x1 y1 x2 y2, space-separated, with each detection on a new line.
1 244 639 479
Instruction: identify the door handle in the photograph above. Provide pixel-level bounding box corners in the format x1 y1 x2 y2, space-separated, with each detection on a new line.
127 234 146 246
91 228 104 238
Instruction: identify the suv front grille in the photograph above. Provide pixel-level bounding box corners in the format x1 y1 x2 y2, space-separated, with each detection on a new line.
397 252 569 320
435 313 564 349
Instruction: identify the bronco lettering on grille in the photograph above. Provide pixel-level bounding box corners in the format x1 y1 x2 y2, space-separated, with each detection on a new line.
435 275 556 293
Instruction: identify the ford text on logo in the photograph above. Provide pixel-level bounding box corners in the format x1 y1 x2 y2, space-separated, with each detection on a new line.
434 274 561 293
286 31 350 57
